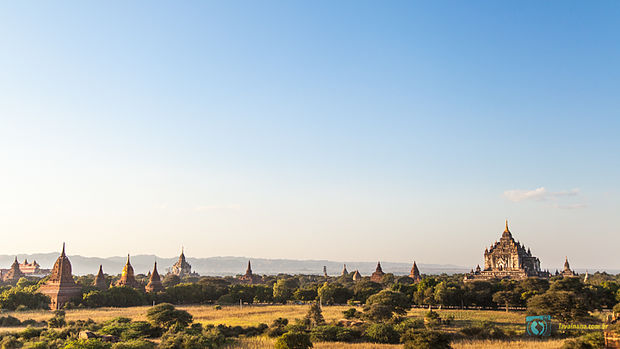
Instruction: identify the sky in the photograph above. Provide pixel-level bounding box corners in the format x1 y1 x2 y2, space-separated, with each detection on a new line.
0 1 619 271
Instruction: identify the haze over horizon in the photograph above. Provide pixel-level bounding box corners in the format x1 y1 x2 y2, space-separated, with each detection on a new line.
1 2 619 270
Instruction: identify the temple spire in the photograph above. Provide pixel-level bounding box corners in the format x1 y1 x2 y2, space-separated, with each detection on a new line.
61 242 66 257
504 220 509 233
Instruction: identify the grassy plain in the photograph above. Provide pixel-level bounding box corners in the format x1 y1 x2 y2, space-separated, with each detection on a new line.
1 305 567 348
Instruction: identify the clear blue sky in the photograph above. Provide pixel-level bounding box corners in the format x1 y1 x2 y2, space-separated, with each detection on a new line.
1 1 619 271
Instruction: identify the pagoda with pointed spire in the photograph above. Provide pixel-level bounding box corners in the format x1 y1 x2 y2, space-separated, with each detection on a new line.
94 265 107 290
561 257 577 278
465 221 548 282
238 260 261 284
341 264 348 276
352 270 362 281
170 248 192 277
409 261 421 283
38 243 82 309
370 262 385 282
145 262 164 293
116 254 142 289
3 257 25 283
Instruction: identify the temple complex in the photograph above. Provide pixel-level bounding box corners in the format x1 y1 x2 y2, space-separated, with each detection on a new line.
409 261 421 283
561 257 577 278
238 260 261 284
38 244 81 310
465 221 549 282
145 262 164 293
170 249 192 277
370 262 385 282
116 255 142 289
94 265 107 290
3 257 25 283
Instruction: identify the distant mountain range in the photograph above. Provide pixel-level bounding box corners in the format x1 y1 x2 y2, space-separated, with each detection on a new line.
2 253 614 277
0 253 471 276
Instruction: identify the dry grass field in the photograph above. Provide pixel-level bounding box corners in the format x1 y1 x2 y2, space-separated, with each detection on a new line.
1 305 568 348
224 337 567 348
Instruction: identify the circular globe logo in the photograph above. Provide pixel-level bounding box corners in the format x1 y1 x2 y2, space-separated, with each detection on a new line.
526 315 551 337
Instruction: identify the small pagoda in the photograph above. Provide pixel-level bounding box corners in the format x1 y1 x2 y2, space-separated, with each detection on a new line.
409 261 422 283
238 260 261 284
38 244 81 310
93 265 107 290
341 264 348 276
561 257 577 278
370 262 385 282
116 255 142 289
3 257 25 283
145 262 164 293
352 270 362 281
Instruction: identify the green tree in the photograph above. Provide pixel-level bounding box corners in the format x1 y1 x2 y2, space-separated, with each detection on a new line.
527 290 594 322
492 290 521 312
273 279 299 304
317 283 352 305
353 280 382 303
304 303 325 328
363 290 410 322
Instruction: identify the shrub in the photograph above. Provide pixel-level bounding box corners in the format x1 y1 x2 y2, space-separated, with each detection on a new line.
423 311 442 329
0 335 21 349
63 339 112 349
561 332 604 349
364 323 400 344
394 318 424 335
19 327 45 340
112 339 156 349
342 308 359 319
267 318 289 338
48 311 66 328
459 321 506 340
274 331 312 349
0 316 22 327
310 325 358 342
146 303 192 330
402 329 452 349
213 305 222 310
159 331 223 349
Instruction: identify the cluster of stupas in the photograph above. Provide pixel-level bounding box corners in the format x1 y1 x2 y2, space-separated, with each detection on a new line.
333 261 422 284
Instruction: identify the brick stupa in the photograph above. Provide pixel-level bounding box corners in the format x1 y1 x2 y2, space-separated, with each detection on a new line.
38 244 81 310
145 262 164 293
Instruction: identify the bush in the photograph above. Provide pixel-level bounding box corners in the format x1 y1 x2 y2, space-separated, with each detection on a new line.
112 339 156 349
402 329 452 349
0 335 21 349
267 318 289 338
48 311 66 328
146 303 192 330
342 308 359 319
0 316 22 327
19 327 45 340
561 332 604 349
274 331 313 349
159 330 224 349
213 305 222 310
364 323 400 344
394 318 424 335
459 321 506 340
310 325 358 342
63 339 112 349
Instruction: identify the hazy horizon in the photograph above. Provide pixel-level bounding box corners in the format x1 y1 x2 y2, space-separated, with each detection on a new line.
1 2 619 270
